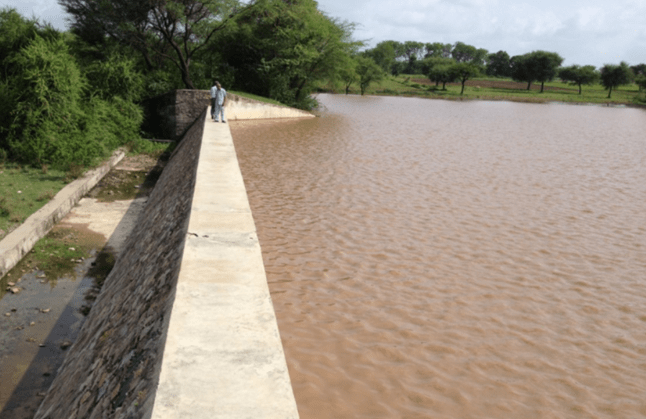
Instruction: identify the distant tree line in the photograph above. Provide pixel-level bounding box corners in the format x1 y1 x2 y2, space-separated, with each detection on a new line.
356 39 645 98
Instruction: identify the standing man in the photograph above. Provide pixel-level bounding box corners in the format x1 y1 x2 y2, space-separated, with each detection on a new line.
210 80 227 123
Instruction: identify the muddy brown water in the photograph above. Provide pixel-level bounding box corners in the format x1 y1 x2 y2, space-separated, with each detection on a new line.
230 94 646 419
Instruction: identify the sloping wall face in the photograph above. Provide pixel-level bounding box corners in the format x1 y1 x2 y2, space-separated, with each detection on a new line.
34 111 205 419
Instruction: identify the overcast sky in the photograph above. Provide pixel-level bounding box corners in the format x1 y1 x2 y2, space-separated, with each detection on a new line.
2 0 645 68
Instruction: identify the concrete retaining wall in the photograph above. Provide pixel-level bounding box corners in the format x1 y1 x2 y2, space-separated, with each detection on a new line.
0 150 124 279
141 90 313 140
35 105 301 418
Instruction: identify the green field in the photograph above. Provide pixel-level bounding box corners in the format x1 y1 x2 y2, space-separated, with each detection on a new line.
323 75 645 106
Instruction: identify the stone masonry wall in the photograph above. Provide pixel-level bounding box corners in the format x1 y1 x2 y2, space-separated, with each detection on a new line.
34 111 206 419
141 90 313 140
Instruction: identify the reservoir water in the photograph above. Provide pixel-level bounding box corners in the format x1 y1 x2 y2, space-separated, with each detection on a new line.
230 94 646 419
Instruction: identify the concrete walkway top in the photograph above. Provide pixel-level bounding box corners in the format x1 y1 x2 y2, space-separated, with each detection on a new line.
151 115 299 418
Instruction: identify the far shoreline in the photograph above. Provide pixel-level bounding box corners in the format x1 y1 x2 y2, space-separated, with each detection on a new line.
318 76 646 110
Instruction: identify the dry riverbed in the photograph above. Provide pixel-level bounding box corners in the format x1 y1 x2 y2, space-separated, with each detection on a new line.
0 152 167 418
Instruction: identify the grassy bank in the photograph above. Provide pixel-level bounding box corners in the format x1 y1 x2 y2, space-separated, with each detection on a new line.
0 164 69 240
325 75 645 106
0 142 170 242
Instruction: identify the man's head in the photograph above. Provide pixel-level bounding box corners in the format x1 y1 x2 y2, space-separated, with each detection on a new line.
216 81 221 89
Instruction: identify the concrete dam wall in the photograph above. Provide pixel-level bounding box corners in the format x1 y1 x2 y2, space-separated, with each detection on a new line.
35 100 313 418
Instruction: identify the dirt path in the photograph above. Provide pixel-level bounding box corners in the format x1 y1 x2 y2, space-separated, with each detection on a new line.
0 153 166 418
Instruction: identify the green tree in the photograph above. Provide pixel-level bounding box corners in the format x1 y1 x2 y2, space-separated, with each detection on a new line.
424 42 452 58
530 51 563 92
427 63 456 90
635 74 646 93
451 41 487 65
356 56 383 95
337 56 358 94
600 62 633 98
212 0 358 108
364 40 397 73
558 65 599 94
510 53 534 90
510 50 563 92
59 0 243 89
485 50 511 77
631 64 646 92
449 62 480 94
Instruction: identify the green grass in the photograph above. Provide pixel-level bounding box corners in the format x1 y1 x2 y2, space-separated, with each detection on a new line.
230 90 288 107
0 164 68 239
0 142 173 241
333 75 646 106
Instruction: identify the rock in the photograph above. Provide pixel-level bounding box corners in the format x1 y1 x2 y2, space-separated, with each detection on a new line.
15 326 24 330
4 313 10 317
40 308 51 313
30 321 36 326
10 287 20 294
60 340 72 350
7 282 15 286
68 247 75 251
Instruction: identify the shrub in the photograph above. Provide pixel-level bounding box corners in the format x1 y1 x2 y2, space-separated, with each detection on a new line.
5 35 87 167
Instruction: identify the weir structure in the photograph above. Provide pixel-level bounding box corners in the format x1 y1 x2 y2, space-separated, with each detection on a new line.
31 94 314 418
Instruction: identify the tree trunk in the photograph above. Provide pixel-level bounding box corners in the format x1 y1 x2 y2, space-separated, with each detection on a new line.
460 80 465 95
607 86 613 98
540 82 544 93
526 81 531 90
578 84 582 95
180 66 195 90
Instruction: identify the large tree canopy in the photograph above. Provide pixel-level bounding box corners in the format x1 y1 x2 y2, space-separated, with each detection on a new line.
212 0 358 107
59 0 242 89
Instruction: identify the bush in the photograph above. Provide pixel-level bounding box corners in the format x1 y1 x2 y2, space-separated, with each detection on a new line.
4 35 88 167
1 30 143 169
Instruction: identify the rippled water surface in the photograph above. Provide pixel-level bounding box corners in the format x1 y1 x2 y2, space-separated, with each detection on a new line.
230 95 646 419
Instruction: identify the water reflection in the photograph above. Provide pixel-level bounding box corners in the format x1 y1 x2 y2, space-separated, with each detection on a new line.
231 95 646 419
